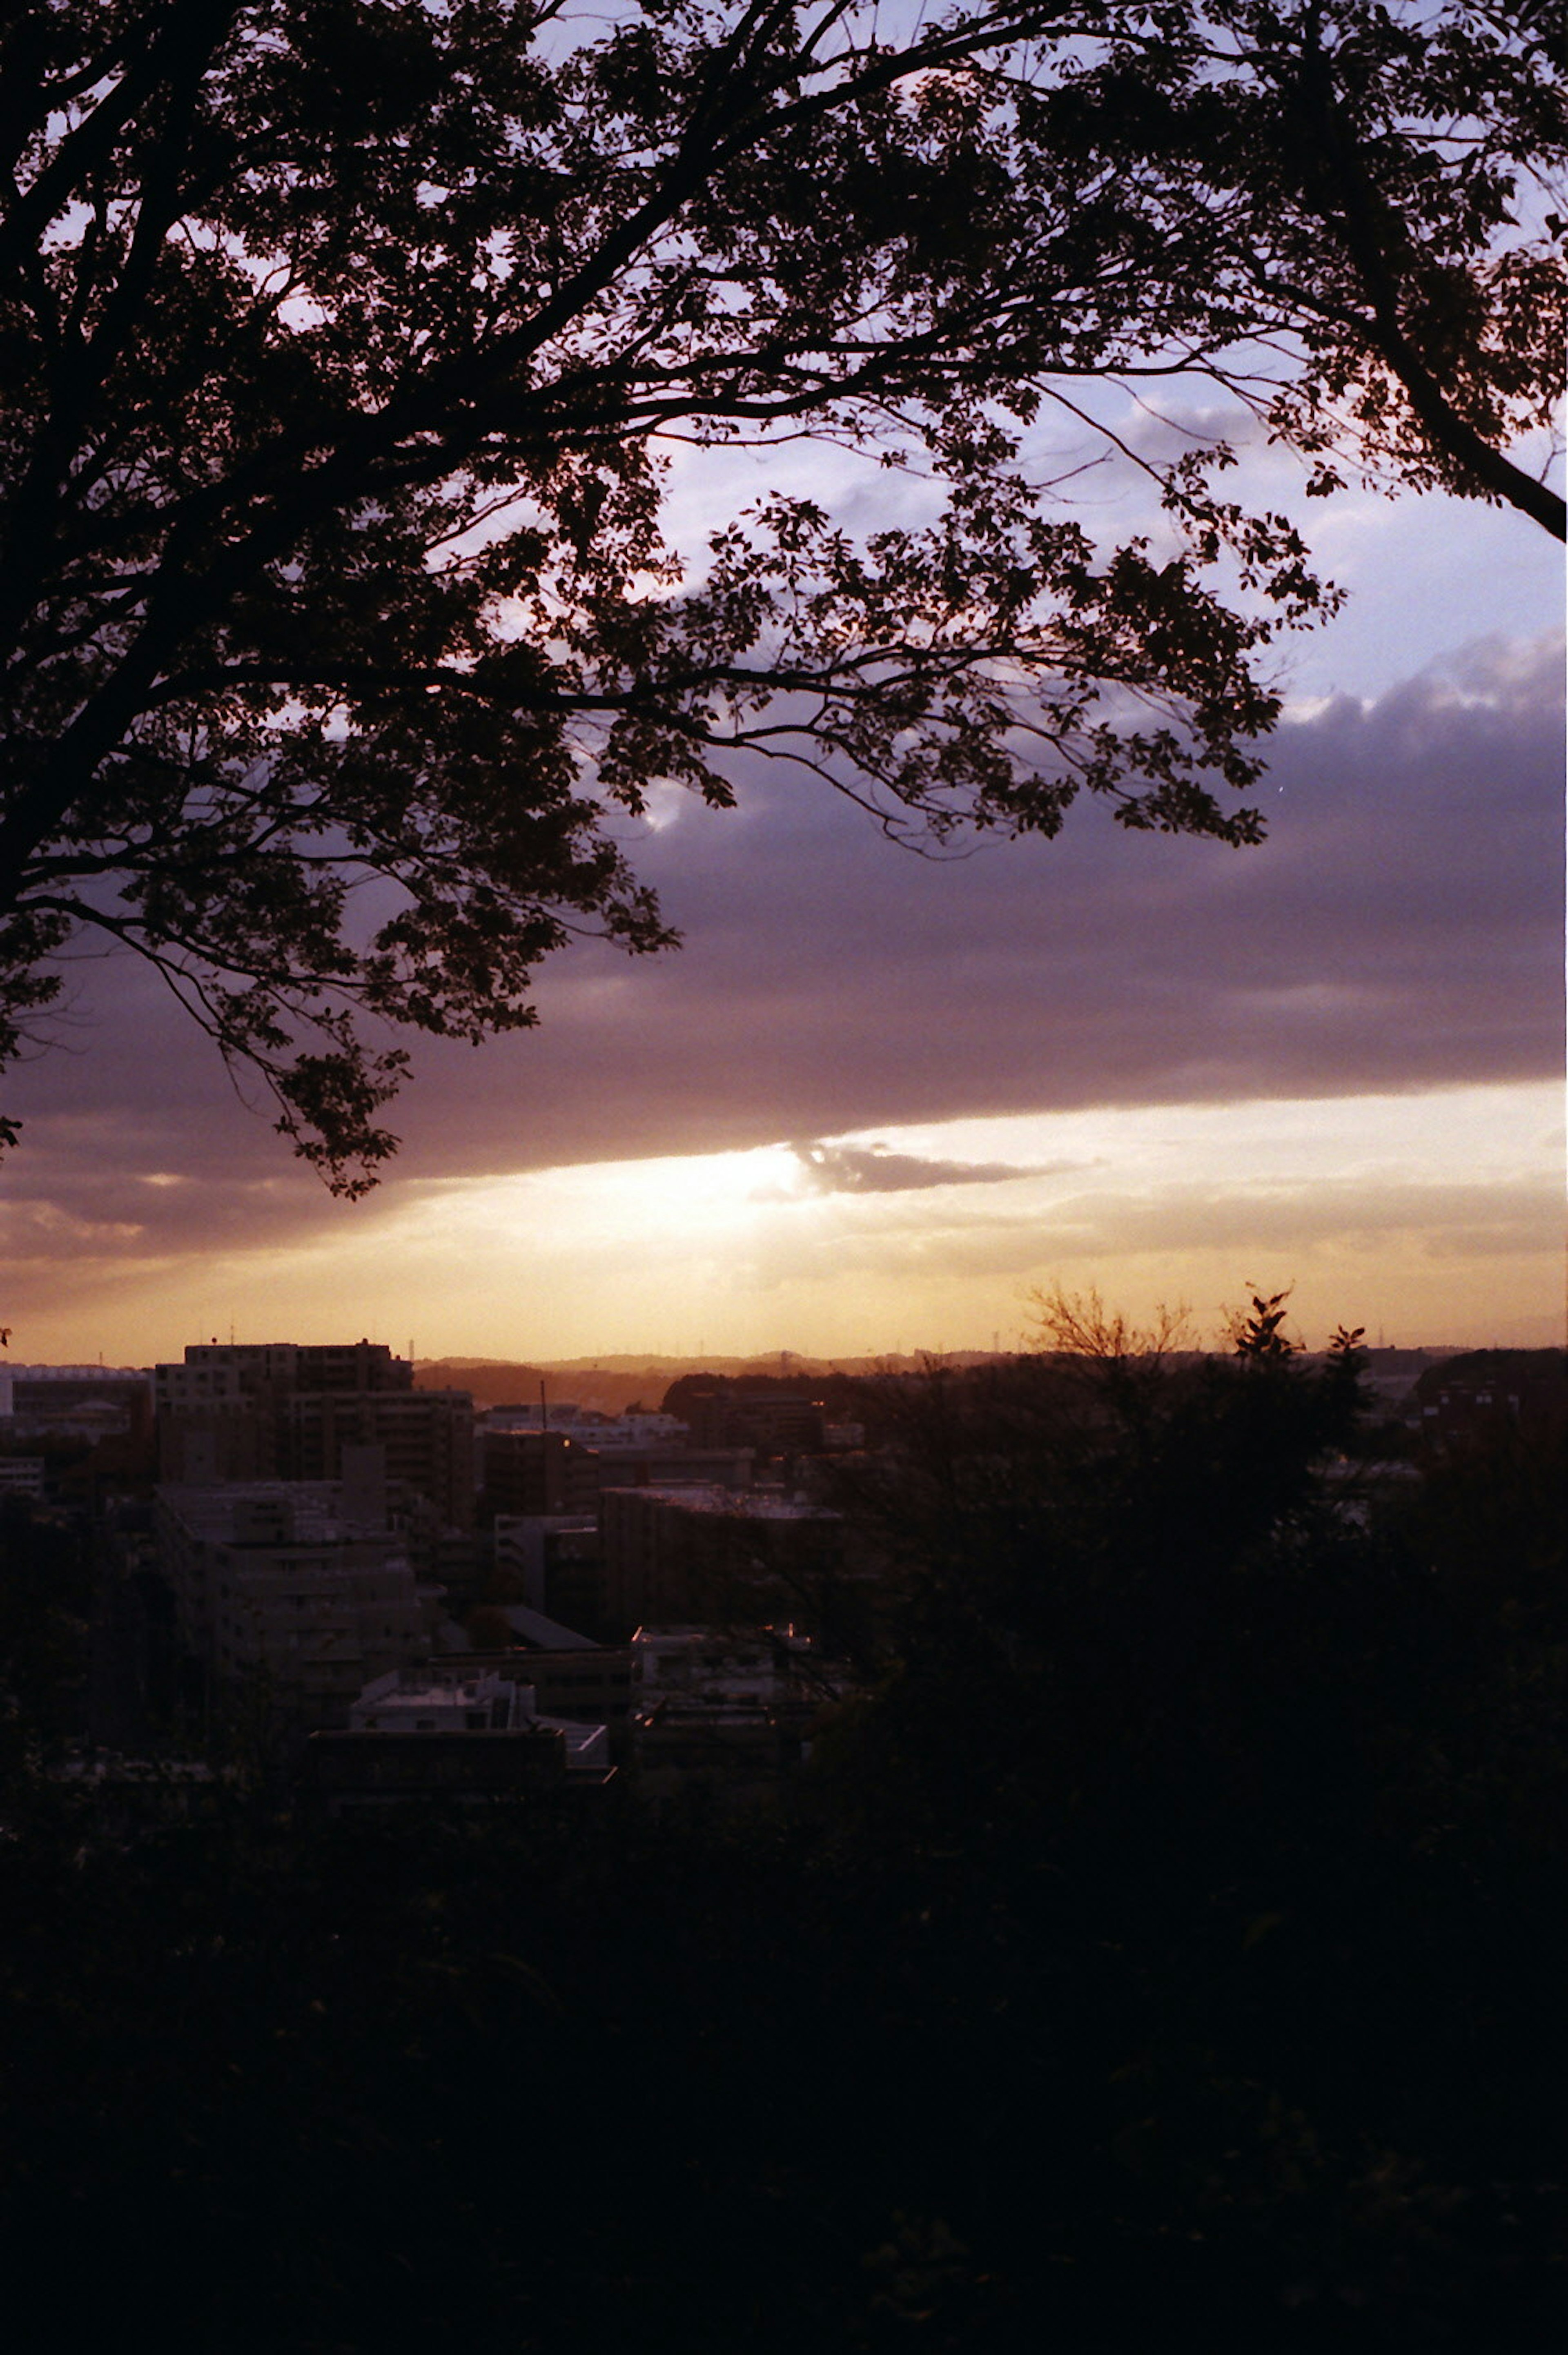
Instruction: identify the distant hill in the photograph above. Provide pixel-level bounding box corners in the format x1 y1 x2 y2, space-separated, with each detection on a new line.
415 1357 720 1413
416 1345 1506 1418
415 1350 1013 1414
414 1359 553 1409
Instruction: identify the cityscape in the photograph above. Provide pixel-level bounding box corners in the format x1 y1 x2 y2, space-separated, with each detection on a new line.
0 1 1562 2346
2 1321 1561 1799
1 1312 1564 2347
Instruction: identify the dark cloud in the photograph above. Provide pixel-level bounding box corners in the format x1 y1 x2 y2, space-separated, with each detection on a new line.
789 1140 1071 1194
2 631 1561 1276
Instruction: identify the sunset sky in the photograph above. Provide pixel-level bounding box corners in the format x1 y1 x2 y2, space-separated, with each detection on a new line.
3 401 1563 1369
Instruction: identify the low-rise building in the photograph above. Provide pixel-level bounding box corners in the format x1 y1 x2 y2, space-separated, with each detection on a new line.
304 1664 613 1811
351 1665 534 1731
630 1623 846 1808
0 1363 153 1439
483 1403 689 1450
436 1607 636 1719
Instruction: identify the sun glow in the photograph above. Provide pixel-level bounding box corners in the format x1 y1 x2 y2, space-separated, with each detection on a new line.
9 1083 1560 1369
293 1082 1568 1360
396 1141 811 1252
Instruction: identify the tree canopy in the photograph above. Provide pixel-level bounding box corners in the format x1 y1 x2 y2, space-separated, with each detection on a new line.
0 0 1560 1186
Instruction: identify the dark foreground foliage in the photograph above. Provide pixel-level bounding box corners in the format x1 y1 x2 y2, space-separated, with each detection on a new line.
1 1357 1565 2351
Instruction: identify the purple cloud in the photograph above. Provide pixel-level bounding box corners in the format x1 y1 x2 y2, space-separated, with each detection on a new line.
1 633 1560 1284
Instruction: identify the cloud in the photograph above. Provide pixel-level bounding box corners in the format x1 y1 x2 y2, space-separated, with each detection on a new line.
0 1198 145 1248
788 1140 1072 1194
731 1167 1562 1292
2 629 1561 1293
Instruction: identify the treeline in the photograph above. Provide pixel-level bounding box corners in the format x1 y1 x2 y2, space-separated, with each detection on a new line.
662 1365 880 1423
0 1345 1564 2350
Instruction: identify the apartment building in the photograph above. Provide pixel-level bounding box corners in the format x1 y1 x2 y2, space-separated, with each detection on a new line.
285 1387 475 1530
156 1480 428 1728
156 1339 474 1525
478 1423 752 1522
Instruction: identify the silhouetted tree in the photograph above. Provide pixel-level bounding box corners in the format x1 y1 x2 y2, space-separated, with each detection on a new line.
1 2 1559 1181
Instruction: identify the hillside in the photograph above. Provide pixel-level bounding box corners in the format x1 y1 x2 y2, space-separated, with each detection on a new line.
414 1350 1010 1414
